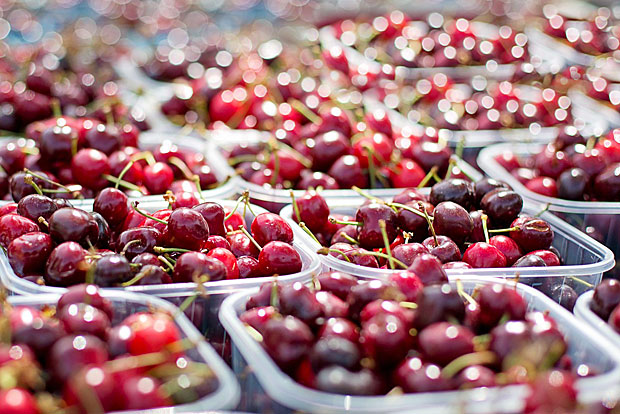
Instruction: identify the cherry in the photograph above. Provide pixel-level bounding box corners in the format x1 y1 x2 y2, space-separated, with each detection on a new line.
0 214 39 248
594 163 620 201
316 272 359 301
109 150 144 185
71 148 110 190
116 375 172 410
206 247 239 279
84 123 120 155
131 252 160 267
609 304 620 333
360 313 411 367
39 123 77 163
418 322 475 366
134 264 173 285
263 315 314 372
557 168 588 200
167 207 209 250
524 370 577 414
0 203 17 217
430 179 474 210
356 202 398 249
16 194 58 230
433 201 473 245
173 251 226 282
331 224 359 244
116 227 160 259
266 150 306 181
392 243 429 266
415 283 465 330
396 201 433 238
10 170 52 202
310 336 360 372
258 241 303 275
407 253 448 285
123 312 181 356
8 306 44 332
409 142 451 175
422 235 461 263
513 254 547 267
463 242 507 268
534 147 572 179
57 284 113 319
488 235 522 265
64 365 121 413
143 162 174 194
392 188 427 204
48 208 99 247
7 232 53 276
44 242 90 287
572 149 607 178
322 45 350 74
453 365 496 389
204 235 230 251
49 334 109 383
58 303 110 339
328 155 368 189
346 279 400 321
527 250 560 266
251 212 294 246
278 282 322 324
510 217 553 252
315 366 382 395
238 256 262 278
227 232 260 258
0 389 39 414
394 357 452 393
473 178 509 205
480 189 523 225
388 271 424 302
293 191 329 233
93 188 129 227
297 171 339 190
390 159 426 188
591 279 620 320
525 176 557 197
192 202 226 236
240 306 277 335
344 248 380 267
93 254 132 287
478 283 526 329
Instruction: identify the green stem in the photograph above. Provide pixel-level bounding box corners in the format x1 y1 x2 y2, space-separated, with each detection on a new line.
131 202 168 224
379 219 395 270
416 166 439 189
290 190 302 223
329 217 362 226
158 255 175 272
239 225 263 252
289 98 321 125
154 246 192 254
299 222 321 245
418 201 438 246
316 247 352 262
481 214 490 243
342 233 359 245
102 174 145 193
350 250 407 269
441 351 497 379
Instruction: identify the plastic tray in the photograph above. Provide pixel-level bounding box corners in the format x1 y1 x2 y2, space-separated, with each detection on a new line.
219 276 620 414
574 290 620 350
1 199 322 357
525 27 597 68
318 24 520 81
280 198 615 304
10 289 240 412
363 96 558 168
478 142 620 276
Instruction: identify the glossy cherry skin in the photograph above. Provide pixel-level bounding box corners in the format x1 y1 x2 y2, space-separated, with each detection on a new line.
591 279 620 320
328 155 368 189
16 194 58 231
8 232 53 276
480 189 523 225
394 357 453 393
71 148 110 190
40 123 78 163
251 212 294 247
433 201 473 245
123 312 181 356
360 313 411 367
608 304 620 333
49 334 109 383
116 227 160 259
143 162 174 194
10 171 53 201
58 303 110 339
392 243 429 266
414 283 465 330
396 201 433 238
474 178 509 205
523 370 577 414
278 282 323 324
509 217 554 252
489 320 532 363
263 315 314 372
310 337 360 372
527 250 560 266
418 322 475 366
488 235 522 265
258 241 303 275
93 254 132 287
192 202 226 236
206 247 239 279
594 163 620 201
93 188 130 227
48 208 99 247
407 253 448 286
237 256 261 278
240 306 277 335
116 375 172 410
423 235 461 263
463 242 507 268
0 214 39 249
513 254 547 267
0 388 40 414
316 272 359 301
454 365 496 389
173 251 227 283
293 191 330 233
167 207 209 251
57 284 113 319
356 202 398 249
526 176 558 197
557 168 588 200
478 283 526 329
315 366 382 395
63 365 121 413
44 242 90 287
430 179 474 210
227 232 260 258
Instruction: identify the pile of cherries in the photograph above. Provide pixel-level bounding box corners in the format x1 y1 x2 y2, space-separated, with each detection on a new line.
374 74 572 131
494 126 620 201
239 272 590 413
0 189 303 288
296 177 561 273
543 8 619 56
0 114 224 201
591 279 620 334
332 12 529 68
0 284 218 413
583 74 620 111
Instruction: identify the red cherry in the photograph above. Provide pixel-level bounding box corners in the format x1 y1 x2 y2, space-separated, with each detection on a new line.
71 148 110 190
258 241 302 275
390 159 425 188
0 214 39 249
123 312 181 356
207 247 239 279
251 212 294 246
143 162 174 194
0 388 39 414
525 176 558 197
488 235 522 266
463 242 507 268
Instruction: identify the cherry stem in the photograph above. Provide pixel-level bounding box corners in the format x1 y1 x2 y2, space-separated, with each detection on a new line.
51 98 62 118
456 279 478 307
269 142 280 188
379 219 395 270
23 174 43 196
289 98 321 125
441 351 497 379
351 186 381 203
121 268 151 287
158 255 175 272
444 158 456 180
238 225 262 252
154 246 191 254
120 239 141 256
351 250 408 269
103 174 145 194
299 221 321 245
342 233 359 245
534 203 551 218
225 191 250 221
167 156 194 181
329 217 362 227
245 324 264 342
391 202 431 220
455 137 466 160
417 166 439 189
131 202 168 225
481 214 490 243
488 226 519 234
399 301 418 309
272 140 312 169
114 160 135 189
418 201 438 246
569 276 593 288
290 190 302 223
37 217 49 228
270 278 279 308
316 247 352 262
228 154 259 166
193 175 205 201
365 145 377 189
24 169 83 199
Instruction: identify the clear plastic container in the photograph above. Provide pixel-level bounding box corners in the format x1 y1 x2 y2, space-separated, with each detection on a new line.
10 289 240 412
1 199 322 357
363 96 558 169
280 198 615 306
574 290 620 350
478 142 620 277
525 27 597 68
219 276 620 414
568 89 620 130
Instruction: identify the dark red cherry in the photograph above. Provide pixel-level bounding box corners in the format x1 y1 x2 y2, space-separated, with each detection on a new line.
591 279 620 320
293 191 330 233
480 189 523 225
478 283 526 328
192 202 226 236
418 322 475 366
422 235 461 263
206 247 239 279
509 217 554 252
309 131 350 172
430 179 474 210
58 303 110 339
297 171 339 190
0 388 39 414
488 235 522 265
57 284 113 319
394 357 453 393
258 241 302 275
48 208 99 247
49 334 108 383
356 202 398 249
310 336 360 372
84 123 120 155
392 243 429 266
414 283 465 330
131 252 160 267
360 313 411 367
237 256 262 278
557 168 588 200
263 315 314 371
93 254 132 287
9 171 52 202
328 155 368 189
8 232 53 276
316 271 359 301
279 282 323 324
396 201 433 238
116 374 172 410
44 242 90 287
173 251 226 282
315 366 382 395
513 254 547 267
133 264 172 285
489 320 531 362
318 317 360 343
227 232 260 258
167 207 209 250
64 365 120 412
523 370 577 414
454 365 496 389
463 242 507 268
407 253 449 285
525 176 558 197
474 178 509 205
433 201 473 245
12 319 64 363
594 163 620 201
16 194 58 231
71 148 110 190
143 162 174 194
39 123 77 163
251 212 294 246
240 306 276 334
0 214 39 248
116 227 160 259
93 188 129 227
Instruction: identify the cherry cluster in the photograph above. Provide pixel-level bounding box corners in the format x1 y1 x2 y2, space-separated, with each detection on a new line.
495 127 620 201
0 284 218 413
239 272 586 411
591 279 620 334
375 75 572 131
543 9 619 56
584 75 620 110
1 190 303 288
298 178 559 272
332 13 529 68
0 115 222 201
